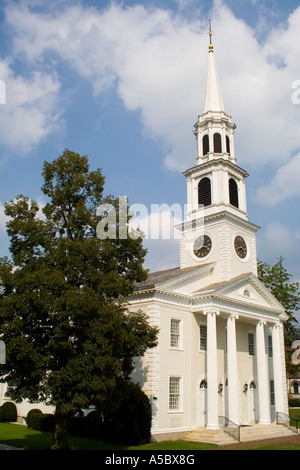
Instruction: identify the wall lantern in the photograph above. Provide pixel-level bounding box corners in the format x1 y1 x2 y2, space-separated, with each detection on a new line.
243 383 248 393
218 382 223 394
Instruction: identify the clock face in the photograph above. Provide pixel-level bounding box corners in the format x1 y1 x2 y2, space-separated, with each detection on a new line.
234 235 247 259
193 235 212 259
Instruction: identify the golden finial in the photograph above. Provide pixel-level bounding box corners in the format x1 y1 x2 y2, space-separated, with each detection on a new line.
208 18 214 52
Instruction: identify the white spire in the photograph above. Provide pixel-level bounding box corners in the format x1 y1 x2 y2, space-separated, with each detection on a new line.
203 20 225 113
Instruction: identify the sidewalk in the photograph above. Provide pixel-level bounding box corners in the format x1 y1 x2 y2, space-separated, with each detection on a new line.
0 443 22 450
217 434 300 450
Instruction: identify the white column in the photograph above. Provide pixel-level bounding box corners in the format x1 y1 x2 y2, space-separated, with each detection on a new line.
272 323 285 414
256 320 271 424
205 309 219 429
227 314 240 424
229 128 236 162
221 124 226 157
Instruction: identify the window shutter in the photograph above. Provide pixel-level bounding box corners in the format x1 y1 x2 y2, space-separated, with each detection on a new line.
213 133 222 153
203 135 210 155
198 177 211 206
229 178 239 208
226 135 231 155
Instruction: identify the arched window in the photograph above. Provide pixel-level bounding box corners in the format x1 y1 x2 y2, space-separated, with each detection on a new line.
200 379 207 389
250 381 257 390
213 133 222 153
202 135 209 156
293 382 299 394
229 178 239 208
198 177 211 206
226 135 231 155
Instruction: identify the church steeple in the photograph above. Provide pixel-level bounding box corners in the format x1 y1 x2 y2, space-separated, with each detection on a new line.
179 20 260 280
194 20 236 164
203 19 225 113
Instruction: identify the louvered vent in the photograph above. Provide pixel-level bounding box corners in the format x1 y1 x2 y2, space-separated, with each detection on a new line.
202 135 210 156
229 178 239 208
226 135 231 155
198 177 211 206
213 133 222 153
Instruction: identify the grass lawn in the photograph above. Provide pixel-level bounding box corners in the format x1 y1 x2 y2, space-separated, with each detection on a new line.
290 408 300 427
0 423 216 450
0 415 300 451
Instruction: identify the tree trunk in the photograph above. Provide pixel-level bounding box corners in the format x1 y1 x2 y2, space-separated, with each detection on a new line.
53 406 69 449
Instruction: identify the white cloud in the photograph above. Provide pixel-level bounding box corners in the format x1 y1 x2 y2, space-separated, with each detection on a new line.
0 58 62 154
4 1 300 174
129 204 183 239
0 197 46 234
144 238 181 272
128 205 183 271
5 2 205 168
256 153 300 205
0 203 9 233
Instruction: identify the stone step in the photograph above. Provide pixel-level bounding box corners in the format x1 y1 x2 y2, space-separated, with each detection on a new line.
184 428 237 445
184 424 297 446
240 424 297 442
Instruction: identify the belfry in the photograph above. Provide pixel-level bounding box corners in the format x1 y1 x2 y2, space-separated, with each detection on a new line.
128 21 290 442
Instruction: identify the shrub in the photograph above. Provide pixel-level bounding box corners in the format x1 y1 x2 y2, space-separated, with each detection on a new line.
85 410 104 439
101 382 152 445
26 409 42 428
289 398 300 408
26 409 54 431
39 413 54 432
115 382 152 445
0 401 17 422
65 384 152 445
67 416 88 437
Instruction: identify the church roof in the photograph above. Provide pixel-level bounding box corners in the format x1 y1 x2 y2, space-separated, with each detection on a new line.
192 274 247 294
134 265 203 291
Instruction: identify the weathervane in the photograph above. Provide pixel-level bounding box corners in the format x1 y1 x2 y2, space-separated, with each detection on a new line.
208 18 214 52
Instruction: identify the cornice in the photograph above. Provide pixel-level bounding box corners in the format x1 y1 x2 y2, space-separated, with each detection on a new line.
190 293 285 318
176 210 260 234
183 158 249 179
204 210 260 232
126 285 287 322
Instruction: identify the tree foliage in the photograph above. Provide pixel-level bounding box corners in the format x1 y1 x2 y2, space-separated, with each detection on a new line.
258 256 299 372
0 150 158 448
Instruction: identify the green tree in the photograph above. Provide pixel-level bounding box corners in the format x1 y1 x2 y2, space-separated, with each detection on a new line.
258 256 299 373
0 150 158 449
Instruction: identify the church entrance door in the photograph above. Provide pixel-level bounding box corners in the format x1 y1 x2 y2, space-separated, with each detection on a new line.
248 381 259 423
197 379 207 427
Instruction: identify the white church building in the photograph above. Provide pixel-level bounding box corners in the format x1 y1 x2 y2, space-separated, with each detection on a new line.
0 25 290 442
129 29 289 441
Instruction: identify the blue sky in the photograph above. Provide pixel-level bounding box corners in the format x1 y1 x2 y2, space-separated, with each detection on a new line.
0 0 300 322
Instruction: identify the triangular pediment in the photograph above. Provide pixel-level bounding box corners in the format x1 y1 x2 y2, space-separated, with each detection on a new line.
194 273 287 316
134 268 287 319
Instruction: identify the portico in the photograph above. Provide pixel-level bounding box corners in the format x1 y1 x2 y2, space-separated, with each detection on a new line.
198 304 287 428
